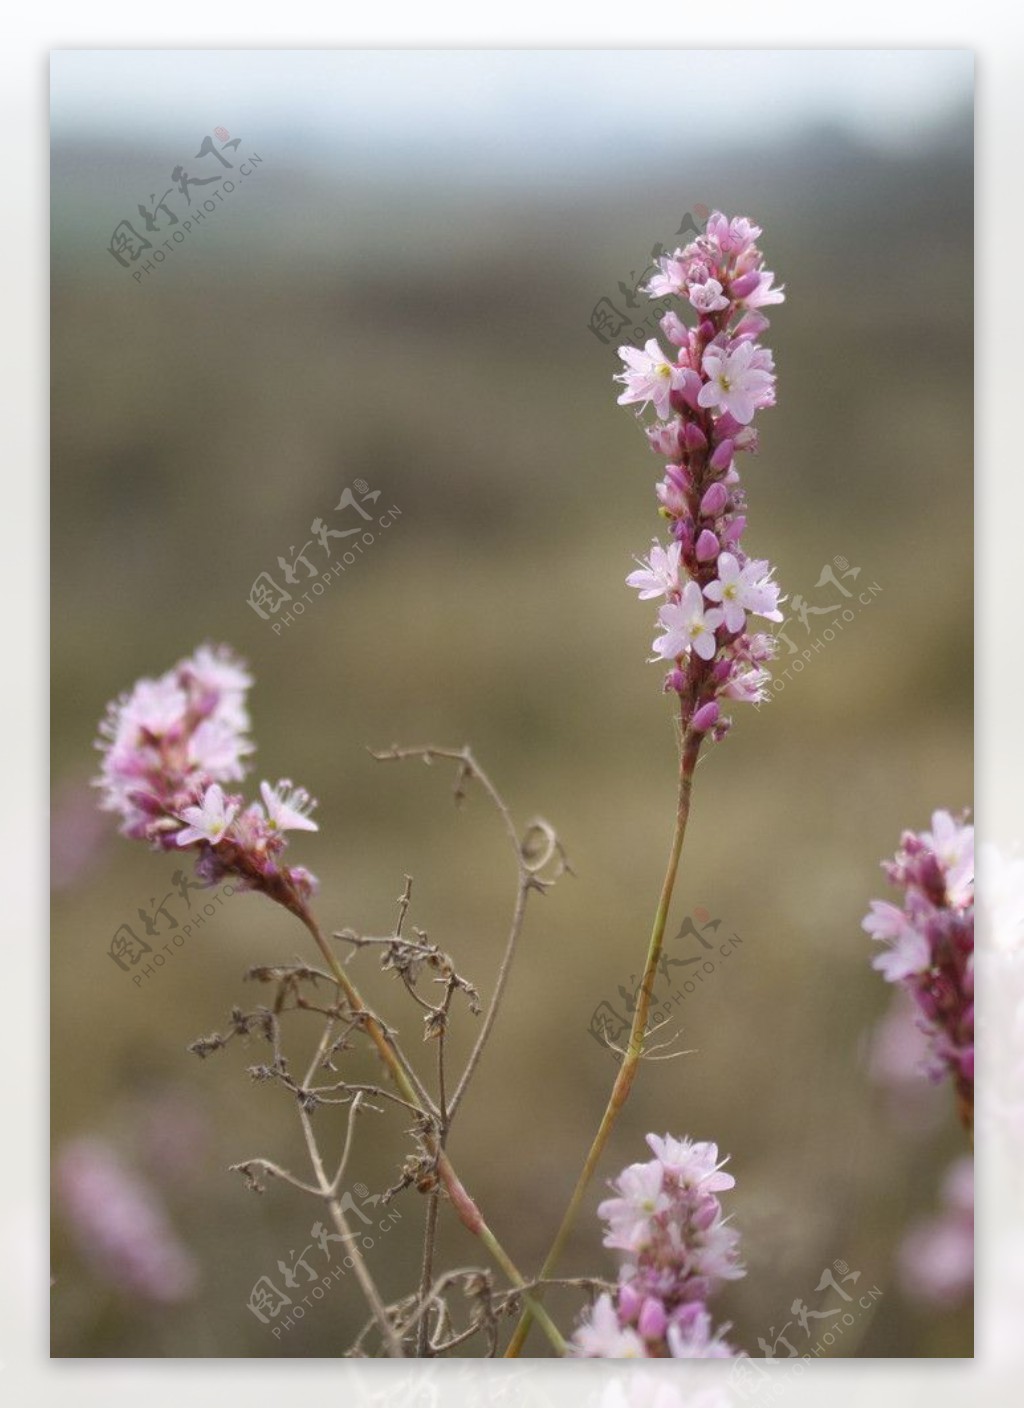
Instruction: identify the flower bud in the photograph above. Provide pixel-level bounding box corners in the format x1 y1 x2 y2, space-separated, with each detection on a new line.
709 438 734 472
691 701 720 732
681 421 708 453
617 1282 643 1322
638 1297 668 1340
699 482 728 517
695 529 719 562
728 270 760 299
677 369 703 410
660 310 689 348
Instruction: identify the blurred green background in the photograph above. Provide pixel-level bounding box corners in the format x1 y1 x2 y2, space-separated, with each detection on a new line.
51 51 972 1358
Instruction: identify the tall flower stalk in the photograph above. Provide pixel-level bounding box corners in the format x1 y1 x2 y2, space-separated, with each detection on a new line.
508 212 785 1354
93 645 567 1355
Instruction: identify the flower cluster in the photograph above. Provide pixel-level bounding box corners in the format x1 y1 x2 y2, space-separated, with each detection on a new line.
570 1134 743 1358
617 213 785 735
94 643 318 910
863 810 974 1126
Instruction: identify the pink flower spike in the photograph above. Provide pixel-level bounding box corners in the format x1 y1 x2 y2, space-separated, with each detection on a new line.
259 779 319 833
176 784 238 847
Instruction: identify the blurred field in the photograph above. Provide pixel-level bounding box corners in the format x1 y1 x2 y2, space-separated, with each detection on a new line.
51 104 972 1358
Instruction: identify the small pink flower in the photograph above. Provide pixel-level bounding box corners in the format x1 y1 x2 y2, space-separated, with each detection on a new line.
688 278 729 313
653 582 722 662
924 810 974 909
626 540 682 600
738 269 785 309
698 342 775 426
571 1294 647 1357
616 339 688 420
702 552 783 633
598 1161 670 1252
646 256 690 299
260 779 319 833
176 784 238 846
862 899 911 943
646 1133 735 1192
871 927 932 982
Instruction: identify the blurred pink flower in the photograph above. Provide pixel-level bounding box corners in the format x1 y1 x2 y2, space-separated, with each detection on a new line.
898 1157 973 1308
56 1137 199 1304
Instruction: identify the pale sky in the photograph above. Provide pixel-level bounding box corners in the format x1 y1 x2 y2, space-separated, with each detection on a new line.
50 49 972 175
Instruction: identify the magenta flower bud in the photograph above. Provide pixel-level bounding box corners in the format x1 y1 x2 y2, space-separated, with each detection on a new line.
664 462 689 492
677 368 703 410
663 667 687 695
681 421 708 453
722 515 746 548
709 438 734 472
711 658 731 683
699 482 728 517
638 1296 668 1340
692 1194 721 1230
728 270 760 299
691 701 720 732
695 529 719 562
617 1282 643 1322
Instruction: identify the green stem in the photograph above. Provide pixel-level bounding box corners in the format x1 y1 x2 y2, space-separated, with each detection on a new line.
505 713 702 1356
